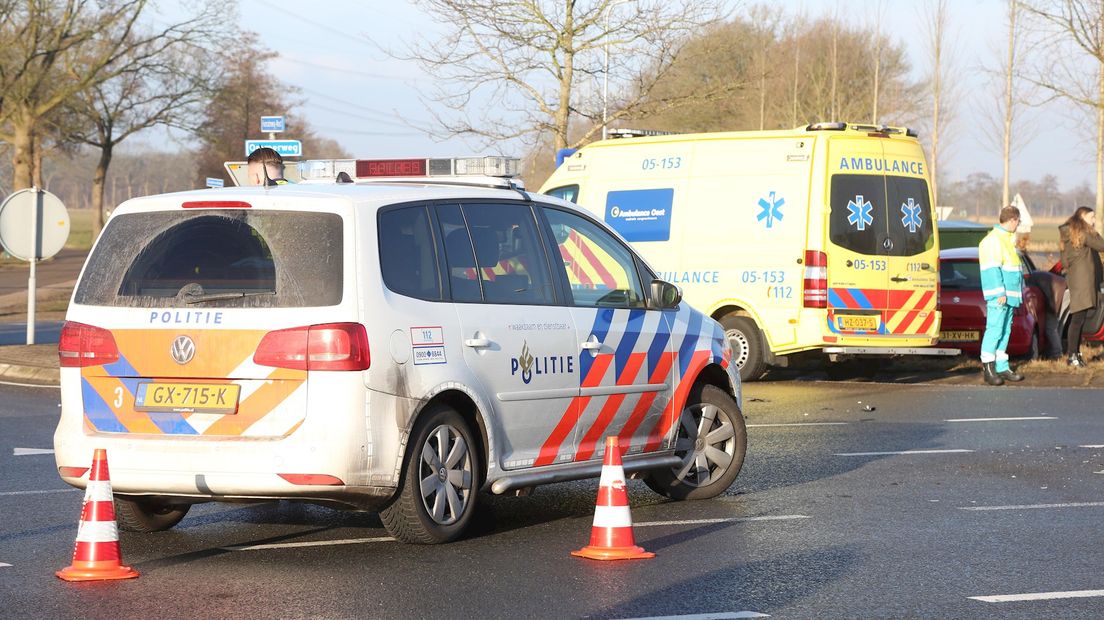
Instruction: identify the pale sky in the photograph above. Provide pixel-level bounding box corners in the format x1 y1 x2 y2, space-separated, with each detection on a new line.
240 0 1096 190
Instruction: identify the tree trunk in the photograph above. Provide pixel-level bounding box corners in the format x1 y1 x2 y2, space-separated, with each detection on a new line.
554 4 575 151
92 142 114 238
11 120 35 191
1001 0 1016 210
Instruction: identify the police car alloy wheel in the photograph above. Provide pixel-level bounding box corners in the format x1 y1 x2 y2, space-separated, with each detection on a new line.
645 384 746 501
380 406 479 544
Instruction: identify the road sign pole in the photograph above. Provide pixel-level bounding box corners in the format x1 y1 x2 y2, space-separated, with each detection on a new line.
26 188 41 345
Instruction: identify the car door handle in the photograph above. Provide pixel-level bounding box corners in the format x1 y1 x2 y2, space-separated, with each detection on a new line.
464 337 492 348
581 335 602 351
890 275 911 282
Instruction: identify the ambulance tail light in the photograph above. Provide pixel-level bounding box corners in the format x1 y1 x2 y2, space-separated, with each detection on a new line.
254 323 370 371
803 250 828 308
58 321 120 367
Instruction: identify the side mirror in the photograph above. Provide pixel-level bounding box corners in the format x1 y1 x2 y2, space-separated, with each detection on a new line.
650 279 682 309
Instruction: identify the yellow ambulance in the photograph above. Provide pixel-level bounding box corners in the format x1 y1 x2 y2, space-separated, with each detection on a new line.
541 123 955 380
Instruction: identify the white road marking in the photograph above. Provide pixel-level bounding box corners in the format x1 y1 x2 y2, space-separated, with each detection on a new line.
835 449 974 457
1080 445 1104 449
222 536 395 551
622 608 768 613
945 417 1056 422
746 422 848 428
958 501 1104 511
969 589 1104 603
635 515 809 527
13 447 54 456
0 489 76 496
0 563 11 568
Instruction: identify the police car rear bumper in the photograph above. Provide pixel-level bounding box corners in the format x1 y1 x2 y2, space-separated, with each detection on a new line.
823 346 961 357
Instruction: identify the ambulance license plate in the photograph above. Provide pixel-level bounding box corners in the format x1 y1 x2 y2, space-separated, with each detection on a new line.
837 315 880 331
134 383 240 414
940 330 979 342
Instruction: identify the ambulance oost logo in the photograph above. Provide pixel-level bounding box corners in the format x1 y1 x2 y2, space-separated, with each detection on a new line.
171 335 195 365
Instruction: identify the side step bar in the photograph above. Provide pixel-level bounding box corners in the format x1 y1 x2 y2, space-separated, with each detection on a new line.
489 453 682 495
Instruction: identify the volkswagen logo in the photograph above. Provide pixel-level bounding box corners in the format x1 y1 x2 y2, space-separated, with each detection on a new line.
171 335 195 365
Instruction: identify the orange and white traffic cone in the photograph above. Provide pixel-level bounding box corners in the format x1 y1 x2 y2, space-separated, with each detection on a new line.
56 449 138 582
572 436 655 561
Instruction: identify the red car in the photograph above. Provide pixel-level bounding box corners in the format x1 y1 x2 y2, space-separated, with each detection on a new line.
938 247 1052 358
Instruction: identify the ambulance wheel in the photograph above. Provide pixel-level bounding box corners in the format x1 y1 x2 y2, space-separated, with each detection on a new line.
645 384 746 501
381 406 479 544
721 314 766 381
114 496 190 532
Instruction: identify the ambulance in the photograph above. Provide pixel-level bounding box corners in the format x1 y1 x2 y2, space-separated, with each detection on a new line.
54 156 745 544
541 123 955 380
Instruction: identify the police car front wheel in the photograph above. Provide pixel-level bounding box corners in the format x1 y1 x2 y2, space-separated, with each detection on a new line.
645 384 746 501
381 406 479 544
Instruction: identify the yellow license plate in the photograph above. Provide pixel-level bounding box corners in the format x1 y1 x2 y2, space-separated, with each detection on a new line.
940 330 979 342
135 382 241 414
837 315 880 331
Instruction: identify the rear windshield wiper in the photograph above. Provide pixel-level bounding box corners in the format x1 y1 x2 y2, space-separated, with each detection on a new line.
184 291 276 304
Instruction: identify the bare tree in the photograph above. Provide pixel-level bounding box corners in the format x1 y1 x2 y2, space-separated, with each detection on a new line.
396 0 728 152
920 0 958 207
63 2 226 235
1021 0 1104 225
0 0 226 191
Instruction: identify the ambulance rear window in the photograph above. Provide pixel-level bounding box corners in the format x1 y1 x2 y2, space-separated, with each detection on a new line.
829 174 934 257
74 210 343 307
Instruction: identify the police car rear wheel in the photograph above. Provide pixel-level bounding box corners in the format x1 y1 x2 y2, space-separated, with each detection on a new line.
381 406 479 544
722 315 766 381
645 384 746 501
114 496 190 532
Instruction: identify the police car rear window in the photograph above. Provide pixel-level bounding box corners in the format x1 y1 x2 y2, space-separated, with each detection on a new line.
74 210 343 308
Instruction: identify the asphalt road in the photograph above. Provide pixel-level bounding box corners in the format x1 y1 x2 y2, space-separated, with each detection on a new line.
0 321 63 345
2 380 1103 619
0 248 86 296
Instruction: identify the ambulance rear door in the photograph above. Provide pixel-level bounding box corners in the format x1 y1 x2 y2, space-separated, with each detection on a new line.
824 137 893 337
880 138 938 338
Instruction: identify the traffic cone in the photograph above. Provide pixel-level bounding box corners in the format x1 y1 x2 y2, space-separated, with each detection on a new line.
572 436 655 561
56 449 138 582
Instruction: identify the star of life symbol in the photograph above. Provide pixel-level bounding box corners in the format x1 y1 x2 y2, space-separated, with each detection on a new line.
847 195 874 231
757 191 784 228
900 197 923 233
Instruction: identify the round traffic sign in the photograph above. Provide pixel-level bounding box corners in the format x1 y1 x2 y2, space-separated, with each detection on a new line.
0 188 70 261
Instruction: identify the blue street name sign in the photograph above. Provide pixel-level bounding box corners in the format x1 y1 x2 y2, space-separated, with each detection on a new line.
205 177 224 188
260 116 285 132
245 139 302 158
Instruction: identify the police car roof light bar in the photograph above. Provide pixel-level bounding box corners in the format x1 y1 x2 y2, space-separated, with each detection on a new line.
296 156 520 182
607 128 679 139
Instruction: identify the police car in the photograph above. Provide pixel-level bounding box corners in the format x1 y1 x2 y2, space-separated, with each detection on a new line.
54 156 745 543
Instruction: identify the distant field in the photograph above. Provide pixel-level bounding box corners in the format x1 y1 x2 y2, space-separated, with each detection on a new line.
66 208 95 250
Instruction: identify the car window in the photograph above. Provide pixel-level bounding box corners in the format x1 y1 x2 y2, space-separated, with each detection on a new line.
939 260 982 290
886 176 935 256
378 206 442 301
829 174 884 256
436 203 556 305
543 207 646 308
545 185 579 203
74 210 342 307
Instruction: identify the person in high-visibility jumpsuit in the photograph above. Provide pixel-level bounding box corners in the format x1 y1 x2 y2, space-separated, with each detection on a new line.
978 205 1024 386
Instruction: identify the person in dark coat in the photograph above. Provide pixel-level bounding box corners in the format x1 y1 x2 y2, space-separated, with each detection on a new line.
1058 206 1104 367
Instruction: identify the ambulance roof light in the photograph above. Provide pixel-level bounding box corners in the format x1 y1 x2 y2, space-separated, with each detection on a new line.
806 122 847 131
607 128 679 139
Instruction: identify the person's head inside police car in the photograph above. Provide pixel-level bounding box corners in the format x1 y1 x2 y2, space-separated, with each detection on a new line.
246 147 289 186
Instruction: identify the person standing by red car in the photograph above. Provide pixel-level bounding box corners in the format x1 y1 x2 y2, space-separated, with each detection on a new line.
979 206 1024 386
1059 206 1104 367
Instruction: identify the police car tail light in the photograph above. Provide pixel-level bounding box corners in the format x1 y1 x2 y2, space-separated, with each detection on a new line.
278 473 345 486
58 321 120 367
803 250 828 309
182 200 252 209
254 323 370 371
58 466 89 478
